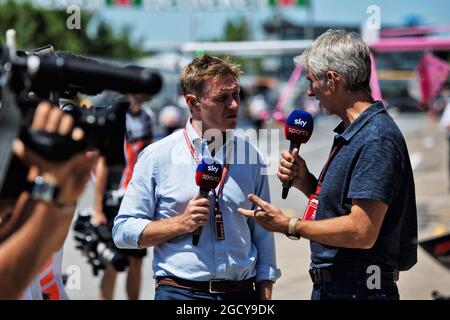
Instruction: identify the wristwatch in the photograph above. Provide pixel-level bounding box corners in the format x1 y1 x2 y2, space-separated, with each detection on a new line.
286 217 301 240
25 176 59 203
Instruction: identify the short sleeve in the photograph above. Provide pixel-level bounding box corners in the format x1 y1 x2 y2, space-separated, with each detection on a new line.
347 137 402 205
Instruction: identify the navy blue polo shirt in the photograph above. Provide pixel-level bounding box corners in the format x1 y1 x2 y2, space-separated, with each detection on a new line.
311 101 418 271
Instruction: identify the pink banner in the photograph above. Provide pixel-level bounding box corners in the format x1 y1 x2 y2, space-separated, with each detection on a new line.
372 37 450 52
381 25 450 38
273 65 303 123
418 53 450 104
370 52 382 101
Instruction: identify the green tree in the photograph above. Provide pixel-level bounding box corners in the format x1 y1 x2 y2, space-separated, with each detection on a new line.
223 17 249 42
0 0 145 60
220 17 262 74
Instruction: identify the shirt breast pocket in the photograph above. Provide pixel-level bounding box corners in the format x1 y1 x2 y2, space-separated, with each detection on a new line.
157 169 197 218
221 173 254 210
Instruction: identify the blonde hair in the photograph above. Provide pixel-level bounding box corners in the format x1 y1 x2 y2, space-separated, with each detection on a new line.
181 54 241 96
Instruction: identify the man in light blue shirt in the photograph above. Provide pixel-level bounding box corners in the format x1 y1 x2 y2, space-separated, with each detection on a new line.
113 55 280 300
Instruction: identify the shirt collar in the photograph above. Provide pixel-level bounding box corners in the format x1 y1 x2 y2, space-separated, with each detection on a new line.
333 101 386 142
185 117 203 147
185 118 236 163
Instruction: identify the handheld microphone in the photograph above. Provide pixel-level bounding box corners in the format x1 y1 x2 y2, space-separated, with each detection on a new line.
193 158 223 246
282 110 314 199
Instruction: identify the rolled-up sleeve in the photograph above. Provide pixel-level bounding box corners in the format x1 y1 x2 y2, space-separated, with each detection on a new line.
113 149 158 249
249 161 282 283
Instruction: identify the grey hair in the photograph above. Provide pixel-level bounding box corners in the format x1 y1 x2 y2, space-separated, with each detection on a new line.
294 29 372 92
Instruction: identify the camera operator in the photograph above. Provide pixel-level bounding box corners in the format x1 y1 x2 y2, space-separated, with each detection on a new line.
0 102 98 299
92 89 153 300
20 96 95 301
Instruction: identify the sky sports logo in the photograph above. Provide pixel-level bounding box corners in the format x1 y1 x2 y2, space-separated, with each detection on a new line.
207 165 219 174
202 174 220 182
288 127 310 136
294 119 308 127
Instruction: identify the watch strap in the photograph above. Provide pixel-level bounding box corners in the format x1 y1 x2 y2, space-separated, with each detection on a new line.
287 217 301 240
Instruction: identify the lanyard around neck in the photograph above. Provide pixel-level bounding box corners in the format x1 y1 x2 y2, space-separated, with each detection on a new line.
183 127 229 195
317 140 344 187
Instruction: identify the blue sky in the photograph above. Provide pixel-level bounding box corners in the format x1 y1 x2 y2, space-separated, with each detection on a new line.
92 0 450 47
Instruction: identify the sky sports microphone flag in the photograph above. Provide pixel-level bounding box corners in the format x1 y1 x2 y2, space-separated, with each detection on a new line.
193 158 223 246
282 110 314 199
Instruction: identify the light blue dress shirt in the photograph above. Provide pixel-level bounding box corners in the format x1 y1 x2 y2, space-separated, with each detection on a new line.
113 120 281 282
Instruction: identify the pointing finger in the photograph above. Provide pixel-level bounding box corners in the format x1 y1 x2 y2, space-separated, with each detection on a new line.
237 208 254 218
247 194 270 210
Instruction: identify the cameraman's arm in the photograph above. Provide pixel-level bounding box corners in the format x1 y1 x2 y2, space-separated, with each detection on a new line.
0 102 98 299
92 156 108 225
0 194 73 299
0 150 97 299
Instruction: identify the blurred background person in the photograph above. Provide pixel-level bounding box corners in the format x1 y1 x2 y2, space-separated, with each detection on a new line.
247 80 273 134
158 103 184 136
248 93 270 132
432 81 450 119
92 90 153 300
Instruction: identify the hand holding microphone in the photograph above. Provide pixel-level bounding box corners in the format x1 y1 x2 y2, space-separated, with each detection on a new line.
192 158 223 246
281 110 313 199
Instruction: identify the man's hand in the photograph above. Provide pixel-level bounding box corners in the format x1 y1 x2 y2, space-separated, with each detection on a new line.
137 194 211 248
176 194 210 233
0 102 99 299
92 211 108 225
13 102 98 206
257 280 273 300
237 194 290 234
277 148 316 197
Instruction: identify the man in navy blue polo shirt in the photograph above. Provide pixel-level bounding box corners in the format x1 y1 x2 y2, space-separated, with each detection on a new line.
238 29 417 300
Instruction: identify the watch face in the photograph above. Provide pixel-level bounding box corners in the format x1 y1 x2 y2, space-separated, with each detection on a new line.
287 234 300 240
31 176 58 202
